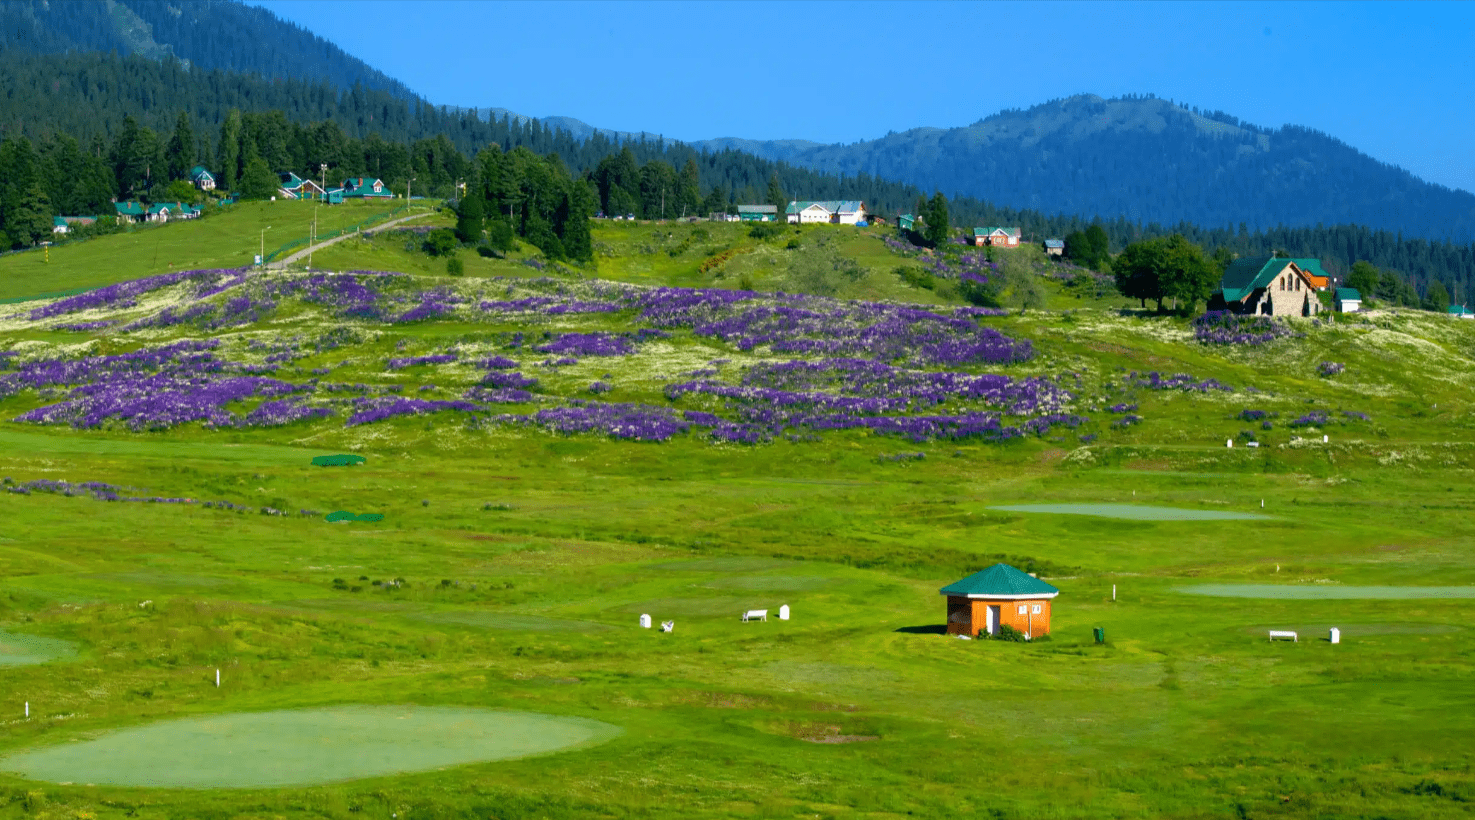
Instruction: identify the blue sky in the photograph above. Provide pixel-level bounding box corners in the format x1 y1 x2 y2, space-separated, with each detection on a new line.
250 0 1475 193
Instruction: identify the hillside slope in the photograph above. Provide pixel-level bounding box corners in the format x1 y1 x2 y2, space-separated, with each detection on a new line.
694 94 1475 243
0 0 416 100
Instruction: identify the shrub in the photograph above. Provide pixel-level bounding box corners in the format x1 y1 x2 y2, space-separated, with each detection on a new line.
991 624 1030 642
423 229 458 257
748 222 784 240
895 265 936 290
476 245 499 259
446 256 465 276
486 218 516 252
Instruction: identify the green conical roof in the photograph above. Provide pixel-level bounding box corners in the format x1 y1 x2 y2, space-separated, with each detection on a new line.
940 563 1059 597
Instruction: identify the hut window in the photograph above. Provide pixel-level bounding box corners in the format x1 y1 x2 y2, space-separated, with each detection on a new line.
1032 604 1042 614
1017 605 1028 615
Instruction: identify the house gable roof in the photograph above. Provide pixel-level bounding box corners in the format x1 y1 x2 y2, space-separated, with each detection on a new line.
189 166 213 180
1044 238 1064 248
940 563 1059 598
1217 256 1310 303
785 200 863 215
1335 288 1362 301
974 227 1021 238
737 204 777 214
114 201 146 216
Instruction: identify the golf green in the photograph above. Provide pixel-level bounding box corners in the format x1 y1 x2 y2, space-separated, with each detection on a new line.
989 503 1272 520
0 630 77 667
1177 584 1475 599
0 705 621 788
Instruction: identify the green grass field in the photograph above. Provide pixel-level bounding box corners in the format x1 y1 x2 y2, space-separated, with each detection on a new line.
0 200 423 301
0 219 1472 817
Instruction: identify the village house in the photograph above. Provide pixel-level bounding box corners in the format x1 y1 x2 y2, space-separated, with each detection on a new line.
189 165 216 191
147 202 199 223
113 201 147 224
1336 287 1363 313
342 177 392 199
279 172 328 201
785 200 868 225
1043 238 1064 256
974 227 1022 247
940 563 1059 639
1447 304 1474 319
52 215 97 234
1210 256 1324 317
896 213 920 231
736 204 777 222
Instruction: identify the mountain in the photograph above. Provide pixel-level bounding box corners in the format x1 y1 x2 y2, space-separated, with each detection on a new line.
693 94 1475 243
0 0 415 100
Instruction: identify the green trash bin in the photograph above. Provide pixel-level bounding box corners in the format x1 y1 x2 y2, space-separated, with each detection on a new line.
1093 627 1105 644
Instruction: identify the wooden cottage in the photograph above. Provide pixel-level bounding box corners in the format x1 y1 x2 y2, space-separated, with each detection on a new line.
1210 256 1323 317
1336 288 1363 313
940 563 1059 638
1043 238 1064 256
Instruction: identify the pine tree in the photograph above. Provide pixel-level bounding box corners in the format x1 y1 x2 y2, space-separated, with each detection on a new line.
924 191 949 246
455 188 484 244
219 110 243 193
166 110 195 181
766 172 787 216
240 151 278 200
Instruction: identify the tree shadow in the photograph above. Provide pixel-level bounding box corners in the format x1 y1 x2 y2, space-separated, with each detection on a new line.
893 624 947 635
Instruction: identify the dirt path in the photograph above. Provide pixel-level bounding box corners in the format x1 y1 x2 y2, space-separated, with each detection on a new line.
269 210 434 269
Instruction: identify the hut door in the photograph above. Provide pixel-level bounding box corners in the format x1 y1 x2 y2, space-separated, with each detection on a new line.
986 605 1001 636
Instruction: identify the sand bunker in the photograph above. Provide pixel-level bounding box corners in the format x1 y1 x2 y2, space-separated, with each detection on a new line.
0 630 77 667
1 705 620 788
1179 584 1475 600
990 503 1272 521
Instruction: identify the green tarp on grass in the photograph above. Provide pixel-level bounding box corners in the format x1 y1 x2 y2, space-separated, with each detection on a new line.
325 511 383 523
312 454 366 467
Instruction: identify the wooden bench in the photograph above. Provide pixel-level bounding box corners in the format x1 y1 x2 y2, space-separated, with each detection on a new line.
1268 630 1298 642
742 609 768 622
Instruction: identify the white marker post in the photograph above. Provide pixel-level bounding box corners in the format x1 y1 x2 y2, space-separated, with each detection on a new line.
25 702 29 718
215 669 220 688
1112 584 1117 602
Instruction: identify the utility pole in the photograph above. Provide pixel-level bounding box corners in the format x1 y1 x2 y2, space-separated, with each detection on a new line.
259 225 270 267
309 206 317 269
319 163 327 202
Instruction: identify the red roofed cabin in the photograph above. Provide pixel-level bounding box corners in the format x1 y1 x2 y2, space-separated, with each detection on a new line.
940 563 1059 638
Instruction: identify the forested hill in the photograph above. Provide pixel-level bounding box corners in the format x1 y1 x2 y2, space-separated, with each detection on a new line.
694 94 1475 244
0 0 416 100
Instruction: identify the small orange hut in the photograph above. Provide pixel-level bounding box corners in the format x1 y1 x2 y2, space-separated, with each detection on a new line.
940 563 1059 638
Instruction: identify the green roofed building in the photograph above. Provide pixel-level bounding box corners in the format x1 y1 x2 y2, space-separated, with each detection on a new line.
940 563 1059 638
1210 256 1323 317
1337 288 1363 313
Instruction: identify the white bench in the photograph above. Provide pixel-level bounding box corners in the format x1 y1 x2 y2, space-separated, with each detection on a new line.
742 609 768 622
1269 630 1298 642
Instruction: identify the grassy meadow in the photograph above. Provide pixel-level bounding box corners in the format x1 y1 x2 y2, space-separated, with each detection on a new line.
0 200 420 302
0 216 1472 818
